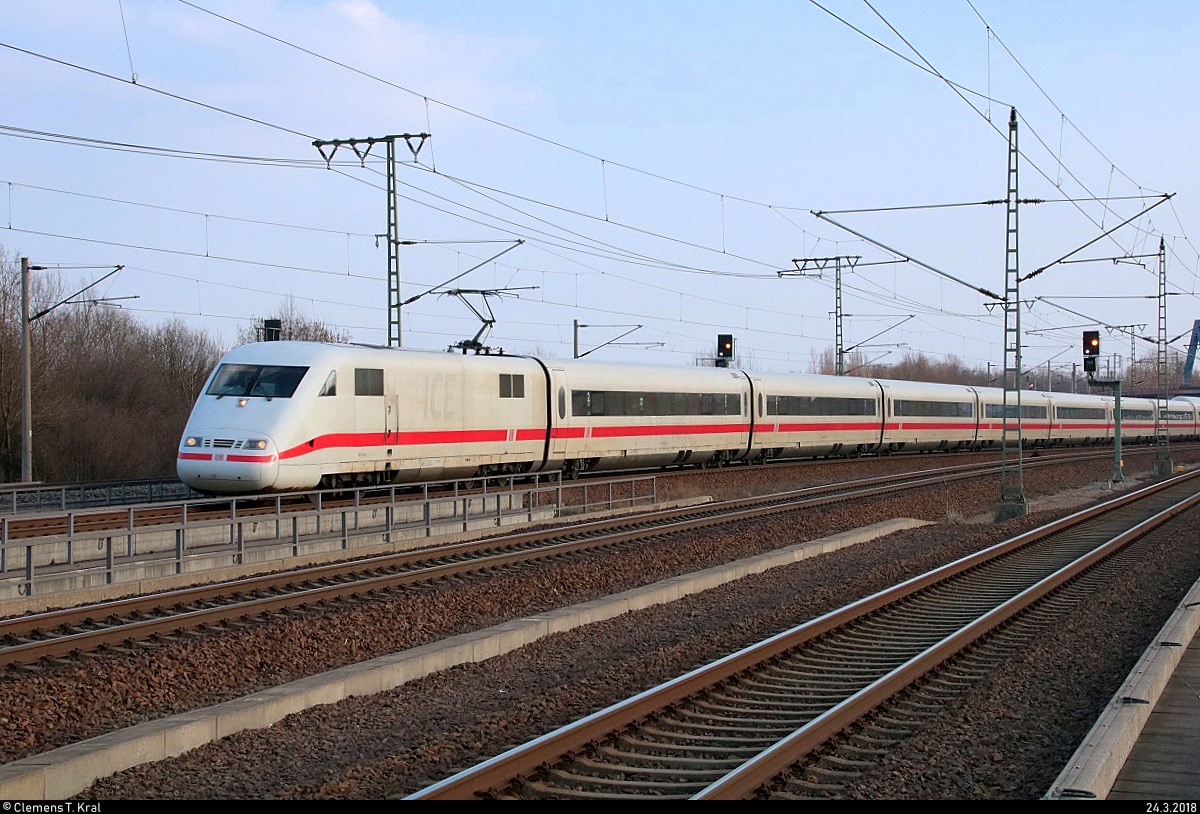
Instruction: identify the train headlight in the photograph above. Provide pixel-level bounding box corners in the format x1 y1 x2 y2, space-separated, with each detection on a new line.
184 436 200 448
237 398 248 408
245 439 268 450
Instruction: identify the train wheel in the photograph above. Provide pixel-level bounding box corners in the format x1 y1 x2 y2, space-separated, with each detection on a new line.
317 475 350 501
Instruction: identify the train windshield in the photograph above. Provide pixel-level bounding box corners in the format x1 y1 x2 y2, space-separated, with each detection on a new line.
206 364 309 399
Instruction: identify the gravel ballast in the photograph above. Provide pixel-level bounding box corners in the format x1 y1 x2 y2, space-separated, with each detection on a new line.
0 450 1194 799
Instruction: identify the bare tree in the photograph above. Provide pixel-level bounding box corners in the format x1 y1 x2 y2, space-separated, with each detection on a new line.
0 251 72 481
148 319 224 406
0 246 227 481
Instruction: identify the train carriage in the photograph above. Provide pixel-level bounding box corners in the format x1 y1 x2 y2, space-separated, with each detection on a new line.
877 379 981 452
549 359 753 476
379 348 551 482
746 371 884 461
1047 391 1115 447
1160 398 1200 443
974 387 1053 448
178 342 553 492
1171 398 1197 441
1117 396 1159 445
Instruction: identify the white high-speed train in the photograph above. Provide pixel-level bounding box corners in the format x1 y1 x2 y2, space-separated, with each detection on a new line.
176 340 1197 495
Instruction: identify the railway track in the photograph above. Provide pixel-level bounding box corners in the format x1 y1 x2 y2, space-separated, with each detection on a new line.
0 445 1149 538
0 451 1108 669
405 469 1200 800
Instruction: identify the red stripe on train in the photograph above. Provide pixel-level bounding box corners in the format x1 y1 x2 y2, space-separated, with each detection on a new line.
588 423 751 438
278 429 514 460
757 421 883 433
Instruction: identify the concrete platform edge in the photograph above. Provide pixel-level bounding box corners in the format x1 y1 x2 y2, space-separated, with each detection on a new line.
1043 578 1200 800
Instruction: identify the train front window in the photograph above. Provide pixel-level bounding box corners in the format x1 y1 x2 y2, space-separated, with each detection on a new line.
207 364 309 399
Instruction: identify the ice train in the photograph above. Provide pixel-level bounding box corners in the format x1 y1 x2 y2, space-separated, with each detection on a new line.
176 340 1197 495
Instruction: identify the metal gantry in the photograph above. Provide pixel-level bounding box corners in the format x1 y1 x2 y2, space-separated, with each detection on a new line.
780 255 861 375
313 133 430 347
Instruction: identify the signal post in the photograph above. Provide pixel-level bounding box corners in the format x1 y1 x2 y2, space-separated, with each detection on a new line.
1083 330 1124 484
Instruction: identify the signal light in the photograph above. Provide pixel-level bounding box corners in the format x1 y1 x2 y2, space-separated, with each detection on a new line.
1083 330 1100 357
717 334 734 359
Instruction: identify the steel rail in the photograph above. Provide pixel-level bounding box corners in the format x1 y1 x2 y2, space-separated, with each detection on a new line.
0 455 1084 668
404 470 1200 800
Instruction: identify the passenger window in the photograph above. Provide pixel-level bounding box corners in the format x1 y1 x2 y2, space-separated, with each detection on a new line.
319 370 337 397
354 368 384 396
500 373 525 399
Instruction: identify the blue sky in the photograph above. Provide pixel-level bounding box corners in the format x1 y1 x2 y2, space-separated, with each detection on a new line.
2 0 1197 376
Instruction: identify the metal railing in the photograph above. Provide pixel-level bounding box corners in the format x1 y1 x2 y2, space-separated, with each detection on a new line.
0 478 198 515
0 473 658 601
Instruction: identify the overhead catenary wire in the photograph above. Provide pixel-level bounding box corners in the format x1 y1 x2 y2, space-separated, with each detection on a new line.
1 3 1192 369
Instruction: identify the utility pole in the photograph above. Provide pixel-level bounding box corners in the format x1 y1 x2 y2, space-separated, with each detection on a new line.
1086 370 1125 484
20 257 41 482
1153 237 1173 476
995 108 1028 521
20 259 128 482
1083 329 1124 483
313 133 429 347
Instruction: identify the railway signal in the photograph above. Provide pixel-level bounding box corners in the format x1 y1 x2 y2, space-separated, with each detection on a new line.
1083 330 1099 373
717 334 734 359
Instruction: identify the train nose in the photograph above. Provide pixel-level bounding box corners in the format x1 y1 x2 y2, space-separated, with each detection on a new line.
177 430 280 493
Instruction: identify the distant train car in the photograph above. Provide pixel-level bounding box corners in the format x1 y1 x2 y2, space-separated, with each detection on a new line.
974 387 1052 448
1161 397 1200 443
1117 396 1158 445
877 379 981 452
547 358 752 476
747 371 884 461
1048 391 1115 446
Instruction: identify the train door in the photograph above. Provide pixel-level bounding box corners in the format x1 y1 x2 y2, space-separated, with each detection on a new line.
968 387 982 447
386 367 397 444
550 367 570 458
353 366 387 441
874 381 889 451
